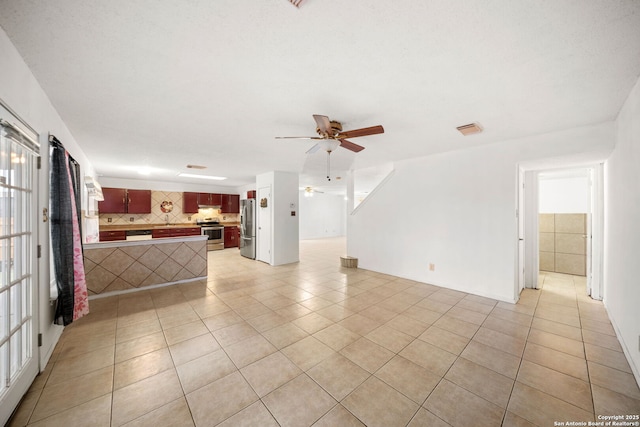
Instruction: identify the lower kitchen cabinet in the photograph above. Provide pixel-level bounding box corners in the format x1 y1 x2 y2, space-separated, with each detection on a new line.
99 230 126 241
152 227 201 238
224 226 238 248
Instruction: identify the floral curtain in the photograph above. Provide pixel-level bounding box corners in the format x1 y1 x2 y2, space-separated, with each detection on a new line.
50 136 89 325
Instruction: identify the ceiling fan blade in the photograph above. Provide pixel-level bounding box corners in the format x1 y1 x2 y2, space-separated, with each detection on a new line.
313 115 332 134
337 125 384 139
275 136 323 140
339 139 365 153
306 143 321 154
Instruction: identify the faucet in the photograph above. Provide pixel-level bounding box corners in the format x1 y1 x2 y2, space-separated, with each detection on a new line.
165 214 169 225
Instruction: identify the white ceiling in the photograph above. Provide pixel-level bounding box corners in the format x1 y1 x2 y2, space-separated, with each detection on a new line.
1 1 640 194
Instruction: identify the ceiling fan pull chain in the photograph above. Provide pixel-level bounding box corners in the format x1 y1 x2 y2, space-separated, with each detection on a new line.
327 151 331 181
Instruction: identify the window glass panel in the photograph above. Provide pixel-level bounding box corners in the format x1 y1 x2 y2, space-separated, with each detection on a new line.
9 236 15 282
21 320 30 366
0 290 6 343
10 332 19 378
22 277 30 322
9 284 19 331
0 238 7 290
0 135 8 185
0 341 6 387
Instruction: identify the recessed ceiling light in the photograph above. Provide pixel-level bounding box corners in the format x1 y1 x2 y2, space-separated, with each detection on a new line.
178 173 226 180
186 164 207 169
456 122 483 136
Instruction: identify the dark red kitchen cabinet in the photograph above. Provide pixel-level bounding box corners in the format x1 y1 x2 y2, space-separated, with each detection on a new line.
152 227 201 238
221 194 240 213
98 230 126 241
224 226 238 248
126 190 152 213
197 193 222 207
98 188 127 213
99 187 151 214
183 192 199 213
210 193 222 206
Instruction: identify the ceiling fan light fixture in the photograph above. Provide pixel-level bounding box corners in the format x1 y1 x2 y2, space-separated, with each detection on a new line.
456 122 483 136
321 139 340 152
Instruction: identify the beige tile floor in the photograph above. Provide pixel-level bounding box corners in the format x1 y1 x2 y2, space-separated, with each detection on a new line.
8 237 640 426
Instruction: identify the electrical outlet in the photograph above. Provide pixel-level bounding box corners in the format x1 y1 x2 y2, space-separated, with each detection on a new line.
107 218 112 223
429 263 435 271
129 217 134 222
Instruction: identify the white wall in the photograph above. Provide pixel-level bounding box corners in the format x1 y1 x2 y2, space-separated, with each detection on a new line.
0 27 96 379
348 123 615 303
604 76 640 382
539 175 589 213
236 183 256 200
256 171 299 265
299 191 346 239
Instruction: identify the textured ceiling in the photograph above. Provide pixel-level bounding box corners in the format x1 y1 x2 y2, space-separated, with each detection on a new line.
1 1 640 193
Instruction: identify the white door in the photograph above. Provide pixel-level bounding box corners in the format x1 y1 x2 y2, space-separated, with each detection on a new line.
517 167 525 295
0 119 39 425
587 164 604 300
256 186 271 264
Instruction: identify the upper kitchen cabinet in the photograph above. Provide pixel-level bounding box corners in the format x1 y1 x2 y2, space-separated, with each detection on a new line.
99 188 151 214
183 192 199 213
183 192 224 213
198 193 222 207
126 190 152 213
182 192 239 213
221 194 240 213
99 187 127 213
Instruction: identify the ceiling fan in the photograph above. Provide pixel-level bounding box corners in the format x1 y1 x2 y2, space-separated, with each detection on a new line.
276 114 384 181
302 186 323 197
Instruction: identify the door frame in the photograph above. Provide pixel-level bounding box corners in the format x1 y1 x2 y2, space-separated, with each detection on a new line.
517 163 604 299
0 112 41 426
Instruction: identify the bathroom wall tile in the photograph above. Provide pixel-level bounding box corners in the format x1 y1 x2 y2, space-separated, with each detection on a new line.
555 253 586 276
539 233 555 252
555 233 586 255
554 213 586 233
539 252 554 272
539 214 554 232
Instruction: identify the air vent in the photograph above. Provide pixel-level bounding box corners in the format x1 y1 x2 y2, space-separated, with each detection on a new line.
456 123 483 136
186 164 207 169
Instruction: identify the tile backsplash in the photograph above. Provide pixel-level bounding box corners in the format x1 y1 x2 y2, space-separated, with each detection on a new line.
98 191 239 226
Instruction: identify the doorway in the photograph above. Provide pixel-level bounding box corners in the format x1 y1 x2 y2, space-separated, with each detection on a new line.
0 117 40 425
517 164 604 301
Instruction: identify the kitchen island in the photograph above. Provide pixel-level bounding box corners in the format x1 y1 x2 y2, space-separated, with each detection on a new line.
83 235 208 298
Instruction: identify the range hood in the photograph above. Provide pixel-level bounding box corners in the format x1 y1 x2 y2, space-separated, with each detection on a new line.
84 175 104 201
198 204 221 209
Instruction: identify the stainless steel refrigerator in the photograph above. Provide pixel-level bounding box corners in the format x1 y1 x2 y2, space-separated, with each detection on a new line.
240 199 256 259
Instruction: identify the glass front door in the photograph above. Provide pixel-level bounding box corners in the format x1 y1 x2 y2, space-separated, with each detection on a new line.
0 120 39 425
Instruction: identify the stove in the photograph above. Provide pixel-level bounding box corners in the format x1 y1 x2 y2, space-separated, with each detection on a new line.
197 218 224 250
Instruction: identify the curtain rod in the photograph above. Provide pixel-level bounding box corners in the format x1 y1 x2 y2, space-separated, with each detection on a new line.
0 117 40 153
49 134 63 147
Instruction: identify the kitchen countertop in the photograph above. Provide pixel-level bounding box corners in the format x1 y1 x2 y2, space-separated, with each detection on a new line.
100 222 240 231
